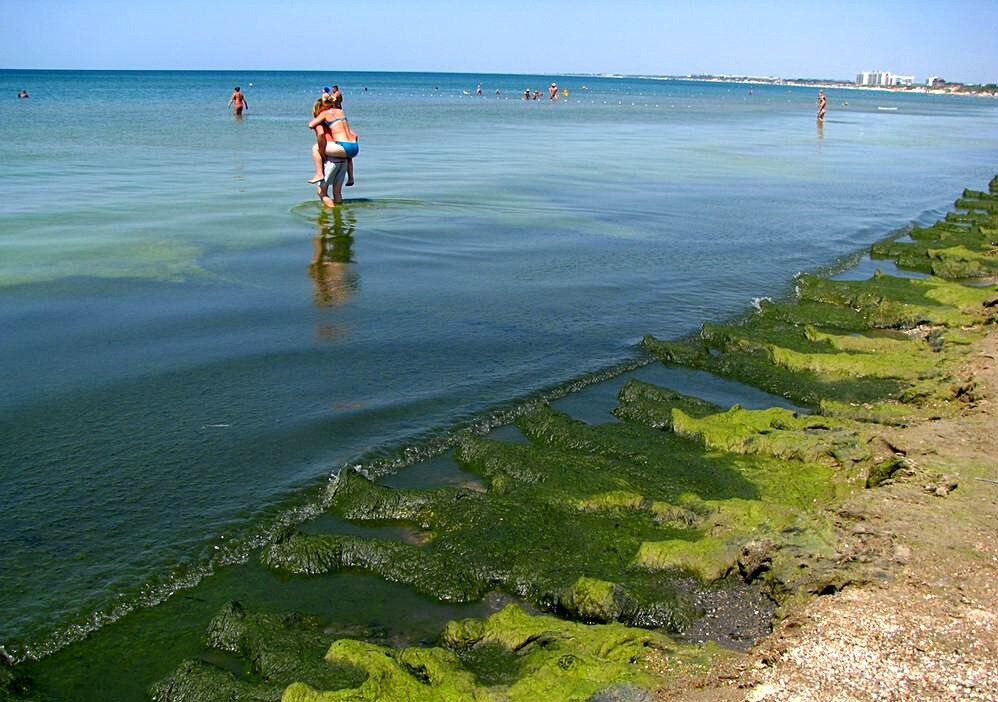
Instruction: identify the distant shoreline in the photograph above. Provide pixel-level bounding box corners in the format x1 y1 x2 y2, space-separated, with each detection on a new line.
570 73 998 98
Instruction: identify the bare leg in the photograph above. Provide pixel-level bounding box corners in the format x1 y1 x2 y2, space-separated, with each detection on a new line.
346 158 355 186
309 142 325 183
317 184 335 208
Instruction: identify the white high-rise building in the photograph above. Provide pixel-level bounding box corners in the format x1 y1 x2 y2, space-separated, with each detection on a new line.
856 70 915 87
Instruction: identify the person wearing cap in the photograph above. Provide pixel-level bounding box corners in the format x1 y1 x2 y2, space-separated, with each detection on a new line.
548 83 558 100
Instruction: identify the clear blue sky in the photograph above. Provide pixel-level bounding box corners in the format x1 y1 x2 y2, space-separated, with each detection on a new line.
2 0 996 83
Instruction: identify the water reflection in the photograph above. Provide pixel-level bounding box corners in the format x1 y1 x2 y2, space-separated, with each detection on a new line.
308 207 359 308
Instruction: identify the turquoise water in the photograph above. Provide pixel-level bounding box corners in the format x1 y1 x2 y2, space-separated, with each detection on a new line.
1 70 996 673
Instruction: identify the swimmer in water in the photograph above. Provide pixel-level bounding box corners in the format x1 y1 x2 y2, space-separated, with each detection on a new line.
817 90 827 122
228 87 248 116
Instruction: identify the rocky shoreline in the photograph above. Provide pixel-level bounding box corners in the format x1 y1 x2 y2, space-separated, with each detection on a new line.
4 177 996 701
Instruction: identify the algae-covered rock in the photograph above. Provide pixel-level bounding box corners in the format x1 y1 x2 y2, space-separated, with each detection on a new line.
633 498 801 581
282 640 485 702
151 602 365 702
151 658 282 702
669 405 876 469
796 273 997 328
613 379 721 429
642 335 901 407
282 605 696 702
558 577 625 623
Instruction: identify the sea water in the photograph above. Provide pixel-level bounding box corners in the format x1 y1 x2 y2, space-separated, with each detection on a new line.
1 70 996 677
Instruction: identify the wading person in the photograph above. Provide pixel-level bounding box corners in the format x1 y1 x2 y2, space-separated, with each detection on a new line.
308 94 359 206
228 86 248 116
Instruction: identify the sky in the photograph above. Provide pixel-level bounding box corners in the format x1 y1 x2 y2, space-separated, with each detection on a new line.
1 0 996 84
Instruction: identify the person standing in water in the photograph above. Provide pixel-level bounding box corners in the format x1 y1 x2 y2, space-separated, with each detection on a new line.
308 93 359 207
523 88 531 100
816 90 827 122
548 83 558 100
475 84 483 96
228 87 248 116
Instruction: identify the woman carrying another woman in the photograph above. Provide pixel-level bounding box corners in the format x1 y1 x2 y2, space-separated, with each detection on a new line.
308 93 358 207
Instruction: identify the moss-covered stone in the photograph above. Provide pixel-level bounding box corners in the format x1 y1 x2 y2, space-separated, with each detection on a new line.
796 273 997 328
669 405 875 468
613 379 721 429
150 602 367 702
283 605 709 702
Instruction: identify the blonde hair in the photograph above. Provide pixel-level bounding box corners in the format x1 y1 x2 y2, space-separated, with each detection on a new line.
312 97 325 117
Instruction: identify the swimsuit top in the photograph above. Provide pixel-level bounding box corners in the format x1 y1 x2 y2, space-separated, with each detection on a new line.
323 117 345 127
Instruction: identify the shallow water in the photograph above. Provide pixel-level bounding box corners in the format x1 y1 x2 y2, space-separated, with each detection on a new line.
1 70 996 665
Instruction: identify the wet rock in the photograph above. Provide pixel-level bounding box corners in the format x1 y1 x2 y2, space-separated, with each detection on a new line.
558 577 625 623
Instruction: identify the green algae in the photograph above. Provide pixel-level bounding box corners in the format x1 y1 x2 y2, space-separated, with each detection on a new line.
149 602 366 702
641 334 902 407
870 219 998 279
796 272 997 328
262 402 855 631
669 405 876 468
170 180 996 700
612 379 721 429
281 604 708 702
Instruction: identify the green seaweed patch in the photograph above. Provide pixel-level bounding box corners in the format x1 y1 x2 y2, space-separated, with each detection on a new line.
151 602 366 702
264 465 703 629
872 234 998 279
670 405 877 469
282 604 710 701
642 334 901 407
612 378 721 429
634 498 804 581
702 320 938 381
754 299 871 332
797 273 997 328
955 197 997 214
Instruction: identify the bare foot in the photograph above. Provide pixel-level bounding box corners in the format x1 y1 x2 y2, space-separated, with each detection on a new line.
321 196 336 207
308 175 324 184
346 180 355 187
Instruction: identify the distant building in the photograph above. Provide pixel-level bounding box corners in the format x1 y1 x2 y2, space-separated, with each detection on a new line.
856 70 915 87
926 76 945 87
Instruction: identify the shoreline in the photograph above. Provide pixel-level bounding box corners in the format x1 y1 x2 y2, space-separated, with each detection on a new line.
5 179 997 700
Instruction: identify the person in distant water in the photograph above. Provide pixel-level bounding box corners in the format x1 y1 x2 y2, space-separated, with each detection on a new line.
475 84 483 96
816 90 827 122
495 88 501 97
17 89 29 99
548 83 558 100
532 90 541 100
523 88 531 100
308 93 359 206
228 87 248 116
331 85 343 108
